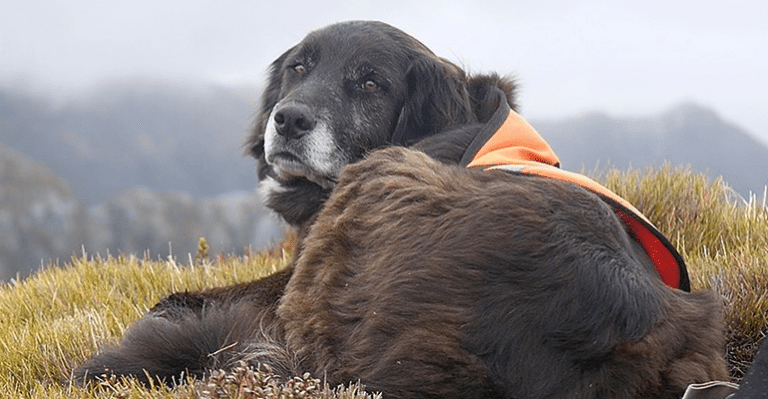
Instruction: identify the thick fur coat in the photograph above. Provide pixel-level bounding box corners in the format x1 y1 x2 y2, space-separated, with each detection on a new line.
75 21 728 399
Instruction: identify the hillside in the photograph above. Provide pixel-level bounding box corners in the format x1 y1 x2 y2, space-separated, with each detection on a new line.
0 141 284 280
0 81 260 206
0 143 84 280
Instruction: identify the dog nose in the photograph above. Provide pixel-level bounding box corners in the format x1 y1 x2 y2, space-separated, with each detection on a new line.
273 104 315 139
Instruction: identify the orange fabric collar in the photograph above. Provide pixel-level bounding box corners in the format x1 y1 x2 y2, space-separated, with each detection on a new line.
460 91 690 291
466 109 560 170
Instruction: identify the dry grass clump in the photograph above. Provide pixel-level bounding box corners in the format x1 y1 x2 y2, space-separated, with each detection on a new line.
594 163 768 379
1 237 380 398
0 164 765 397
0 244 296 398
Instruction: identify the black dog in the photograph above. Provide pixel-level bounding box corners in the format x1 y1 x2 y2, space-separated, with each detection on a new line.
248 20 516 227
75 21 728 398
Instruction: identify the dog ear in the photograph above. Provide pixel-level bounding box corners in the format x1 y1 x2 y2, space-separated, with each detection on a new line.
245 46 295 180
391 57 475 145
467 74 519 122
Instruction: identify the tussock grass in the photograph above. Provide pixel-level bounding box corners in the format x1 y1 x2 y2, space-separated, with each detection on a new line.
594 163 768 379
1 164 766 397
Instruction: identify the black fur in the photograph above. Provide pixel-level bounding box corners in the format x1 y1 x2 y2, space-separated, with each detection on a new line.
75 269 296 385
246 20 517 227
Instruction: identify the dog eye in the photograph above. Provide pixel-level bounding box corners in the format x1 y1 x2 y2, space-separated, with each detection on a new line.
362 80 379 91
292 64 306 75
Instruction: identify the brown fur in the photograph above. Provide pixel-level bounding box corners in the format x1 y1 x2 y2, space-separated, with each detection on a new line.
75 21 728 399
76 148 728 398
278 147 727 398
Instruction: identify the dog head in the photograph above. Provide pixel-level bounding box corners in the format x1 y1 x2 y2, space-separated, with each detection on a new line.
248 20 515 227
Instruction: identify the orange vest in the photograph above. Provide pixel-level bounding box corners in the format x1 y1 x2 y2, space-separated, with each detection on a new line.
460 92 690 291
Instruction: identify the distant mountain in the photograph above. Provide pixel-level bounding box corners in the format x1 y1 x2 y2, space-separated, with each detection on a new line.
3 83 766 204
532 103 768 198
2 81 767 279
0 141 285 281
0 81 261 206
0 142 84 280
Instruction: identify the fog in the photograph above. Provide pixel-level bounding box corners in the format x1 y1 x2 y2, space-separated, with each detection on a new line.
2 0 767 144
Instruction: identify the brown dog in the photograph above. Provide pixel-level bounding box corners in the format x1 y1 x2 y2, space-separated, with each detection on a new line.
279 147 727 398
76 21 728 398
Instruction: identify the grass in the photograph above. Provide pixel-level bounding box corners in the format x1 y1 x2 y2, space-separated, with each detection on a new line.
1 164 766 398
595 163 768 379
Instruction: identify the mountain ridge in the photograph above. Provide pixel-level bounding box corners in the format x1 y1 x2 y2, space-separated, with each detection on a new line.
0 81 261 206
2 81 767 278
532 102 768 198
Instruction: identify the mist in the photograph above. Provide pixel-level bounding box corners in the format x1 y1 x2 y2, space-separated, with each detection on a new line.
2 0 767 144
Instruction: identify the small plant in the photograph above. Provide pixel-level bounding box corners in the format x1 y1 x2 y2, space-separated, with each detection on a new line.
196 237 210 264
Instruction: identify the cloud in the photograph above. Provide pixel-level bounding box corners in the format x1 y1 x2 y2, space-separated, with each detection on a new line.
1 0 767 143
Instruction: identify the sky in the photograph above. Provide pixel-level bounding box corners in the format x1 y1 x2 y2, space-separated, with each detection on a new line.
2 0 767 145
